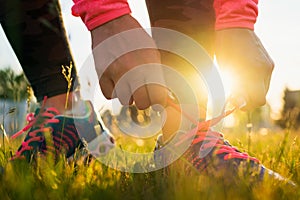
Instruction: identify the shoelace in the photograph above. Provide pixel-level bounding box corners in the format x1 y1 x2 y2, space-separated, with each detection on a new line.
11 107 60 159
167 98 260 163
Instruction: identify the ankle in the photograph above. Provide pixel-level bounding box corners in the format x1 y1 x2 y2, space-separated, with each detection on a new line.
40 91 82 114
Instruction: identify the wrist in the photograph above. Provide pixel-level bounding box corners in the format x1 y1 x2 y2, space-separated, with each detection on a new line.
91 15 143 47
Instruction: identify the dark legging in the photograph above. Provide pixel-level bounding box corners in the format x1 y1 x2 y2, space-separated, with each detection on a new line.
146 0 215 56
0 0 78 102
146 0 215 119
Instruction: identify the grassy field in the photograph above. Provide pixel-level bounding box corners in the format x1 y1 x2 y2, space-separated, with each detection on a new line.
0 119 300 200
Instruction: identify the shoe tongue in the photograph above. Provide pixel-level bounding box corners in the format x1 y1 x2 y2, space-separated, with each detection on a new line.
34 108 41 116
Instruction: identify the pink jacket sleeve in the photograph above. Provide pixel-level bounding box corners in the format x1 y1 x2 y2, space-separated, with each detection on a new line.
214 0 258 30
72 0 131 31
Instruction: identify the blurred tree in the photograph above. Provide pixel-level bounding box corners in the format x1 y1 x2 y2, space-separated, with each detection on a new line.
0 67 29 101
278 88 300 129
0 68 30 134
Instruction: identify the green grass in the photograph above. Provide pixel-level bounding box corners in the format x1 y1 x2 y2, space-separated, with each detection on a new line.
0 126 300 200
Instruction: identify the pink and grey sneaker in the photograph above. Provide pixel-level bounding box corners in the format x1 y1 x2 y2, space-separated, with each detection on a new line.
11 100 114 162
154 99 295 186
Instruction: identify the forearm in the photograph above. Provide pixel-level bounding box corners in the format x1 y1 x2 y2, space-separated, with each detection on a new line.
214 0 258 30
72 0 131 30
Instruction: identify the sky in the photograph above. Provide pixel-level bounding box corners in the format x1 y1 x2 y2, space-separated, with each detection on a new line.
0 0 300 118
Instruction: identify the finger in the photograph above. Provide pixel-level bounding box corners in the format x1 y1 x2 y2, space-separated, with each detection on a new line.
114 82 133 106
128 96 134 105
262 58 274 95
146 84 168 108
112 64 145 106
240 80 267 111
99 76 115 99
264 73 272 96
132 86 151 110
143 63 167 109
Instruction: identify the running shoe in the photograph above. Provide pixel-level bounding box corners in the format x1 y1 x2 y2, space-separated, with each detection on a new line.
11 100 114 162
154 98 295 186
